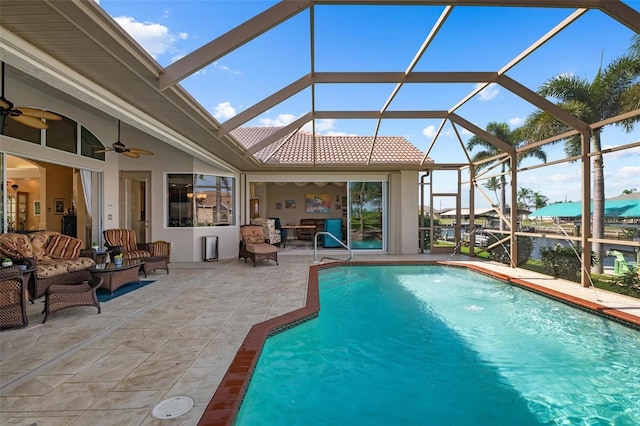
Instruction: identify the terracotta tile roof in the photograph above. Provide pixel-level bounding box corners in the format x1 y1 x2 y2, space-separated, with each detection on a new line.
230 127 432 165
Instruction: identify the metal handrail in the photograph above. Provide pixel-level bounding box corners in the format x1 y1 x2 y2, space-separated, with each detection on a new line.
314 232 352 263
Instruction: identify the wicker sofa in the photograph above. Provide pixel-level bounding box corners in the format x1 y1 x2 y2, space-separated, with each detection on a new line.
0 232 94 300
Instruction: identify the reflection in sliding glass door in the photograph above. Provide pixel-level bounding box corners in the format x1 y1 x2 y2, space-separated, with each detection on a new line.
348 181 384 250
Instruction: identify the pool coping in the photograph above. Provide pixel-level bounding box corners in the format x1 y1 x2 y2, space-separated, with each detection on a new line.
197 260 640 425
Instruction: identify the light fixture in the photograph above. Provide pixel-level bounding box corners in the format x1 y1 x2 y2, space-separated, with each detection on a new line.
196 193 207 200
187 192 193 199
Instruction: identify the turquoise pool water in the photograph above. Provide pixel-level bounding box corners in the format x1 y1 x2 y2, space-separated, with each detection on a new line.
236 265 640 425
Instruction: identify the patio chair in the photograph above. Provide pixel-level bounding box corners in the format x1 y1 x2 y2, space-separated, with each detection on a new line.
610 250 638 275
103 229 151 261
0 266 28 329
42 276 103 323
239 224 278 267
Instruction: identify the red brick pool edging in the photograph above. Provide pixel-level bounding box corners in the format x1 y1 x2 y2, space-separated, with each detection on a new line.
198 261 640 425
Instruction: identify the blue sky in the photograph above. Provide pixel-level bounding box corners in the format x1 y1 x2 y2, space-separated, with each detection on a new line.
97 0 640 208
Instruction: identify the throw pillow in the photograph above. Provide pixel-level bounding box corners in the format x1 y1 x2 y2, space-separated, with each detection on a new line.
45 234 82 259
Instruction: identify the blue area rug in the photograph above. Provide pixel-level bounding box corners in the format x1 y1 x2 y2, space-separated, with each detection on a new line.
97 280 155 302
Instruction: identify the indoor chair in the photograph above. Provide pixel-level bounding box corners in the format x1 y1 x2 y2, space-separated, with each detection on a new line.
250 218 281 246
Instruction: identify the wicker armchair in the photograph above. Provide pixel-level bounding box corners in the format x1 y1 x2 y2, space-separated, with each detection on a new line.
0 266 28 329
103 229 151 261
42 276 103 323
239 224 278 267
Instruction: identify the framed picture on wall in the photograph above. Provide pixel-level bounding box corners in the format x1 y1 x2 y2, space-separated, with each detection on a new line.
54 198 65 214
305 193 330 213
285 199 296 209
275 202 283 210
33 200 41 216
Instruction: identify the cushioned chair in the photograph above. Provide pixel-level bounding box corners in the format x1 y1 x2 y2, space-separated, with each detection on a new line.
103 229 151 261
322 218 343 248
0 266 28 329
250 218 281 246
239 224 278 267
142 240 172 277
42 276 103 323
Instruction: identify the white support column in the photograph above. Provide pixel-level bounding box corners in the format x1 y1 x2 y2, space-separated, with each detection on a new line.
580 130 592 287
510 152 518 268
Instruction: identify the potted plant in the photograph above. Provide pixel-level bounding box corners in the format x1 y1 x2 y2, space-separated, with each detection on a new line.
92 241 99 250
113 253 124 266
2 258 13 268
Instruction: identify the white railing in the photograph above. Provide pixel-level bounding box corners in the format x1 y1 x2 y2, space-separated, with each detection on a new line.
314 232 352 263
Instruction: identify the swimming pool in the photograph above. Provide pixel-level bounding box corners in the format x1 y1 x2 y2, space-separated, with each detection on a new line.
235 265 640 425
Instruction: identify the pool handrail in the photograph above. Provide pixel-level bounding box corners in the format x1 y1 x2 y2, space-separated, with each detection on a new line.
314 232 352 263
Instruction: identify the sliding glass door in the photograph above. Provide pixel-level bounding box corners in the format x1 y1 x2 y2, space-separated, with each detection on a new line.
348 181 384 250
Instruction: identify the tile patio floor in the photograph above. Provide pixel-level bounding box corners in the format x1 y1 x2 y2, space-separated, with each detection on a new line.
1 253 639 425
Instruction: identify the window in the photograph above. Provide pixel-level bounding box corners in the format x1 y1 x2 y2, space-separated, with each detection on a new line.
167 173 235 227
81 126 105 160
1 115 41 144
46 115 77 153
2 110 106 161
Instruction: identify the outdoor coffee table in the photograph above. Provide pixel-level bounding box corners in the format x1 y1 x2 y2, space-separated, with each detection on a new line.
88 260 143 294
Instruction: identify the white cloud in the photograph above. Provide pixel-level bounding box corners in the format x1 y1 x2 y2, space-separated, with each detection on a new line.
422 125 438 138
211 61 240 75
475 83 499 101
615 165 640 179
259 114 297 127
509 116 524 126
212 102 236 120
114 16 187 58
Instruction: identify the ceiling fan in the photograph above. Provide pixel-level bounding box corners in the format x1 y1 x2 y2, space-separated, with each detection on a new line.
0 62 62 132
95 119 154 158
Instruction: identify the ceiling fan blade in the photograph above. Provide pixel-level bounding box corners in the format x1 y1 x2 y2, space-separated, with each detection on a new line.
122 151 140 159
93 149 111 153
0 99 9 109
129 148 154 155
10 114 48 129
17 107 62 121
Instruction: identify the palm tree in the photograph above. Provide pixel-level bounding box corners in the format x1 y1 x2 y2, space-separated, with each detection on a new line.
522 50 640 273
531 191 549 228
484 177 501 206
517 187 533 210
466 122 547 230
531 191 549 210
517 186 533 224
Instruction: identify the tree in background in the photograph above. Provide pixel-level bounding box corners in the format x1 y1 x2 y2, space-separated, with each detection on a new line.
484 177 501 206
466 122 547 230
522 41 640 273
